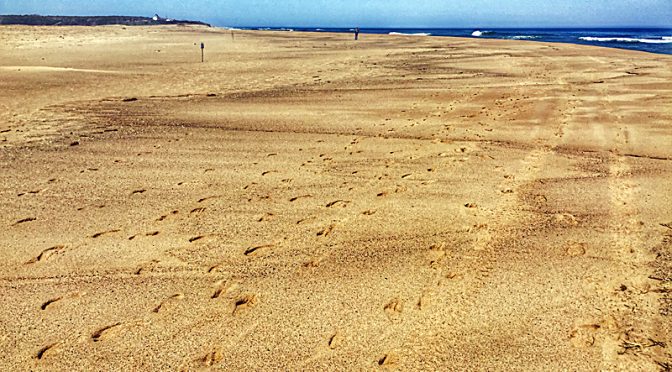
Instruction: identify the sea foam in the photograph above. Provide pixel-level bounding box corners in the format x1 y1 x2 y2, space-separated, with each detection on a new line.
580 36 672 44
510 35 540 40
389 32 431 36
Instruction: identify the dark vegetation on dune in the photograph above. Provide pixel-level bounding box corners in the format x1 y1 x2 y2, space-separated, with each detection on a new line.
0 15 210 27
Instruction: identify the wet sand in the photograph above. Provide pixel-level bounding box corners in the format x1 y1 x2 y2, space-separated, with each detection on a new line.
1 25 671 370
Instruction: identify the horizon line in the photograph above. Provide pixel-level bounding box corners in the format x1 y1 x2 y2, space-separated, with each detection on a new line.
1 14 670 30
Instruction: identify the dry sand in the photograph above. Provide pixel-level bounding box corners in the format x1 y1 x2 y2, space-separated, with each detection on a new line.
1 25 671 370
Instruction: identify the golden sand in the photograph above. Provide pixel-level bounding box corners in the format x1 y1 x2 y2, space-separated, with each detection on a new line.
1 25 671 370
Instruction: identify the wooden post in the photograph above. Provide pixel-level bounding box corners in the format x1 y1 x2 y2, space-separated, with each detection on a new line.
201 42 205 62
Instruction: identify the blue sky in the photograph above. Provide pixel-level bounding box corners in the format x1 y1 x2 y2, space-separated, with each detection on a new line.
1 0 671 28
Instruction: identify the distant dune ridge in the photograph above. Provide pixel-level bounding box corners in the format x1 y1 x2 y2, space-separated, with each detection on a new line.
0 14 210 27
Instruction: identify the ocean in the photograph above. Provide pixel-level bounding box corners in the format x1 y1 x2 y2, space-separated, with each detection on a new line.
226 27 672 55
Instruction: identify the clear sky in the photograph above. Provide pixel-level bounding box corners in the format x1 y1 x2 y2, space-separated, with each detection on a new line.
1 0 671 28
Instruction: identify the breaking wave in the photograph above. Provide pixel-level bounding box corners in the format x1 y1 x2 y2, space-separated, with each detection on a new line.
579 36 672 44
471 30 494 37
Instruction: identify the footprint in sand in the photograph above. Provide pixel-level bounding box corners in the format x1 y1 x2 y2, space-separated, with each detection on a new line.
257 212 275 222
384 298 404 322
41 297 63 311
428 243 447 267
134 260 160 275
569 324 601 348
565 242 587 257
232 294 257 315
26 245 66 264
157 210 179 221
290 195 313 202
244 244 275 256
417 291 433 310
91 229 121 239
325 200 350 208
40 291 83 310
378 353 399 368
553 213 578 227
36 343 60 360
189 235 205 243
91 323 123 342
328 331 344 349
201 348 224 366
13 217 37 226
153 293 185 313
317 224 336 237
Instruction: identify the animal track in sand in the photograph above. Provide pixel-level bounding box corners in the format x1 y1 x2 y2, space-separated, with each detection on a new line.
244 244 275 256
26 245 66 264
190 207 206 214
261 170 277 176
91 323 123 342
91 229 121 238
197 196 220 203
36 343 60 360
153 293 185 313
362 210 377 216
130 189 146 195
232 294 257 315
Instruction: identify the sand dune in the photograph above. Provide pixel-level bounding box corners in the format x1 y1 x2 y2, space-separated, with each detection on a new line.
0 25 671 370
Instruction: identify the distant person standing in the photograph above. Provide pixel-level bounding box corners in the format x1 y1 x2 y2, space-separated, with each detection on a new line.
354 27 360 41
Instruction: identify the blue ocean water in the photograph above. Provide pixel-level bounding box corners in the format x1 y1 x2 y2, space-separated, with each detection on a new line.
229 27 672 55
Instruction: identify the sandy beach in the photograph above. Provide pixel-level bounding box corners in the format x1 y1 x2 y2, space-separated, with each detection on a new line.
1 25 671 370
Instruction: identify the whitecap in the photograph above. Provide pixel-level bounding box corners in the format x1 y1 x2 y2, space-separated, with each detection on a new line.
389 32 431 36
510 35 539 40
